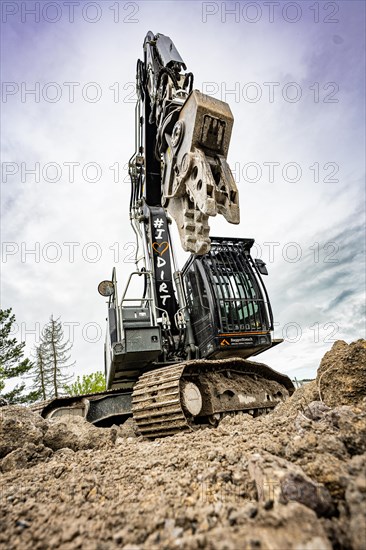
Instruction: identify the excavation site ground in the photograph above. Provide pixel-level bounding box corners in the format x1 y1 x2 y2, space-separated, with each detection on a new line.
1 340 365 550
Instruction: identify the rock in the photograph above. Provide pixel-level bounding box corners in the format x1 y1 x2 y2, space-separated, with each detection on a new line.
301 401 331 421
208 503 332 550
325 405 366 455
1 449 28 472
116 417 138 438
344 454 366 550
15 519 30 529
281 471 334 517
248 452 334 517
43 416 117 451
301 453 349 500
0 406 48 458
285 430 347 461
1 443 53 472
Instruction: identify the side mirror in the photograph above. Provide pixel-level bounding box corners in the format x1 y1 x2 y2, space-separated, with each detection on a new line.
98 280 115 297
255 259 268 276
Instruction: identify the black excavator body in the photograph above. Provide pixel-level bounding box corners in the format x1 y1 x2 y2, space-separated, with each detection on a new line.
33 32 295 435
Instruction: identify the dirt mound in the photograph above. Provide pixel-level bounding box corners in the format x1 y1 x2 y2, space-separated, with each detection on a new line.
316 339 366 407
0 340 365 549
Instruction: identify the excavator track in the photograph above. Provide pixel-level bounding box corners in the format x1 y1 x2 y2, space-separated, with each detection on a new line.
132 364 190 438
31 359 294 437
132 358 294 438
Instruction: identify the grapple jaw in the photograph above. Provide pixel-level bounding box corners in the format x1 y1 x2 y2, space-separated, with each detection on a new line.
161 90 240 255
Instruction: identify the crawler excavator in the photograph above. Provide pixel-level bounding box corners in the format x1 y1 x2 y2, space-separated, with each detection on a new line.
36 32 294 437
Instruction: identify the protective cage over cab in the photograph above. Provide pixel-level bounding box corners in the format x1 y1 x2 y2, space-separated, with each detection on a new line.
182 237 276 359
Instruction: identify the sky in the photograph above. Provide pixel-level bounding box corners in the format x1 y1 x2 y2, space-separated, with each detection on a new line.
1 0 365 389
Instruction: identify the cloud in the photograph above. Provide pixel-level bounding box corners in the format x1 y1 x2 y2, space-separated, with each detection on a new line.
1 1 364 389
326 290 358 312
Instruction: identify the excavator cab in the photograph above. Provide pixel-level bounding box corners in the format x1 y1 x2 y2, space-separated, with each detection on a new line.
182 237 274 359
99 268 162 390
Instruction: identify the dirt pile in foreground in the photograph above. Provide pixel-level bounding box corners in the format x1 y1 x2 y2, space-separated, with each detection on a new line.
0 339 365 550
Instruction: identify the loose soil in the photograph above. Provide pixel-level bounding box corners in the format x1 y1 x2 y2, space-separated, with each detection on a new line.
1 340 365 550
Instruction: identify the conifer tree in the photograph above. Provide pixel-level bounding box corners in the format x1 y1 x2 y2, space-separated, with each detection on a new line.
35 344 49 400
0 308 34 403
41 316 74 398
26 344 50 401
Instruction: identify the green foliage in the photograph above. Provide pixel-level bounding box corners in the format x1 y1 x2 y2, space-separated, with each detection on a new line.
0 308 34 403
64 371 106 396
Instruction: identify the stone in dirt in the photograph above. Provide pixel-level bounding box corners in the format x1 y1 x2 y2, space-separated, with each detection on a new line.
0 406 48 458
43 416 117 452
248 451 335 517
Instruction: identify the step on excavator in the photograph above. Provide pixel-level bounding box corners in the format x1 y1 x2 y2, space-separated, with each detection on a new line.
36 32 295 437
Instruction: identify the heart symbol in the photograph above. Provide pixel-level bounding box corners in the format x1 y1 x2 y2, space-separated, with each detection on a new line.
152 241 169 256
